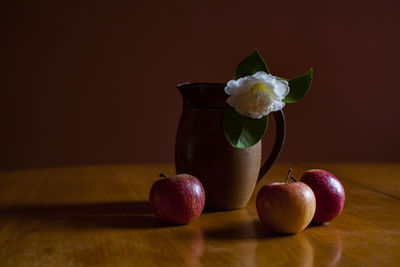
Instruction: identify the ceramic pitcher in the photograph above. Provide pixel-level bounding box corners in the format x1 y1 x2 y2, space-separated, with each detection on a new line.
175 82 285 210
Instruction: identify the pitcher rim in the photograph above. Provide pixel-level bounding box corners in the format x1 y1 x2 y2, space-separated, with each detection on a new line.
177 82 226 88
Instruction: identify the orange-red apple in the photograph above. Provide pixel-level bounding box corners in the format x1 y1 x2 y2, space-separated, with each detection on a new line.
256 181 316 234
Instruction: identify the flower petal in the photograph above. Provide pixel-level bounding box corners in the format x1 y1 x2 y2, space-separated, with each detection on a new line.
225 71 290 118
273 80 290 98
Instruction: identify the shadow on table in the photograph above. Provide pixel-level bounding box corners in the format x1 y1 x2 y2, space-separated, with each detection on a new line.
204 220 287 240
0 201 169 230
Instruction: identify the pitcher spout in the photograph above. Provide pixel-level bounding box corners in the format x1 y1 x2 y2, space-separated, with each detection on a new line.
177 82 227 109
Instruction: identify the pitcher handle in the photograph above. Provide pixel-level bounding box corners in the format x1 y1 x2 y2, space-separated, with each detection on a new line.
257 110 286 183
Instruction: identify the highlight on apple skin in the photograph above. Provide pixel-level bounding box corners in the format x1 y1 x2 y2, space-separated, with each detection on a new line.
149 174 205 224
256 181 316 234
300 169 345 224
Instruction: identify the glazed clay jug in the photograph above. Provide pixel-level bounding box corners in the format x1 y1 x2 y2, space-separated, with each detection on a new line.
175 82 285 210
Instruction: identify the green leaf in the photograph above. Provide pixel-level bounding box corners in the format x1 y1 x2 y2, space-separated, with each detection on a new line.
233 49 269 80
283 68 313 103
223 105 268 148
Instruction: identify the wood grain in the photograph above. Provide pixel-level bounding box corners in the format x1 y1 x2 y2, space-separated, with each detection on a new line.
0 163 399 266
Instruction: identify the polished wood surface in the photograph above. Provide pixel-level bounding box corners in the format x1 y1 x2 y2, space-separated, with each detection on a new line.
0 163 399 266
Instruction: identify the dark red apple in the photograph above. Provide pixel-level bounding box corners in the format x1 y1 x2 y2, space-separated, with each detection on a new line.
301 169 345 224
256 181 316 234
149 173 205 224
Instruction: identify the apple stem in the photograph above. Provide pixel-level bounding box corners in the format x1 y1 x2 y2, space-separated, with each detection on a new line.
285 168 293 184
159 173 168 178
290 175 297 182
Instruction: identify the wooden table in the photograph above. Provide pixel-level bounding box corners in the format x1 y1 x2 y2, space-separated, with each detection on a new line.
0 163 399 266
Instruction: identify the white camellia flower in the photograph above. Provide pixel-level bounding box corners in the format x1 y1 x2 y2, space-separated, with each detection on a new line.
224 71 290 119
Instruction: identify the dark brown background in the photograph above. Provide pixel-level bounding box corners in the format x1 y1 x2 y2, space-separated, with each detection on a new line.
1 0 399 171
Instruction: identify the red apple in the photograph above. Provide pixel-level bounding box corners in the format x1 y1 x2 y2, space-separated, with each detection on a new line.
149 173 205 224
301 169 345 224
256 181 316 234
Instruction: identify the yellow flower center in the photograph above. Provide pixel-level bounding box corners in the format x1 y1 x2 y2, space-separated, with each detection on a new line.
250 83 268 94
